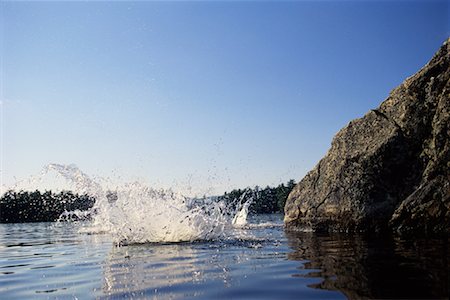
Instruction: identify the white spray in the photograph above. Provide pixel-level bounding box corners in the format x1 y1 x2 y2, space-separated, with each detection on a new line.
40 164 253 244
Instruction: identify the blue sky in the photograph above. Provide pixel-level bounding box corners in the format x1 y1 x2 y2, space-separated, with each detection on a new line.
1 0 448 196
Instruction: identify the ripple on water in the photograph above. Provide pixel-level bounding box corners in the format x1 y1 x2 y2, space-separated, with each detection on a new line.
1 215 448 299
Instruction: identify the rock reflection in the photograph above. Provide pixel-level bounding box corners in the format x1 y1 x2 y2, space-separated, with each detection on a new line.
286 232 449 299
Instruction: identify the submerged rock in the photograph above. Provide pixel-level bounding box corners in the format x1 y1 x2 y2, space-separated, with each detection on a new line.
284 38 450 234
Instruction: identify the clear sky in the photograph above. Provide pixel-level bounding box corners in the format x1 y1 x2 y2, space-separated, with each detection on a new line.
1 0 448 196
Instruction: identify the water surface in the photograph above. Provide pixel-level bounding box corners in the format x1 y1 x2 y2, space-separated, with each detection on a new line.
0 215 448 299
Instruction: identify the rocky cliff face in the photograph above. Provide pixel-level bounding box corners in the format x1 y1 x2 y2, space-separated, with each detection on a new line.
284 38 450 234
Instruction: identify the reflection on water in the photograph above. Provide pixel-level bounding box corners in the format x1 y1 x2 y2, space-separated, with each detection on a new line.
286 232 449 299
0 222 107 298
99 215 340 299
101 240 293 299
0 218 448 299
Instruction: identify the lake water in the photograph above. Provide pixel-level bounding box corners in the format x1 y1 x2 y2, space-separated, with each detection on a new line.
0 214 448 299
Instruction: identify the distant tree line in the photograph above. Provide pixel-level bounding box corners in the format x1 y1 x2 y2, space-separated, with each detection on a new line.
0 180 296 223
218 179 296 214
0 190 95 223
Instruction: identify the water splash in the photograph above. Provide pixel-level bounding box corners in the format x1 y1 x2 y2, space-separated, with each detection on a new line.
90 185 231 244
39 164 254 244
231 191 252 227
43 164 103 197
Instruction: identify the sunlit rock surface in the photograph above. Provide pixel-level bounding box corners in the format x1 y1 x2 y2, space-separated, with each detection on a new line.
285 38 450 234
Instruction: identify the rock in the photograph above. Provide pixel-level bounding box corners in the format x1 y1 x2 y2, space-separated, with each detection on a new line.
284 38 450 234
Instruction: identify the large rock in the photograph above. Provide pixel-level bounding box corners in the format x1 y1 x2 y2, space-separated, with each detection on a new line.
284 38 450 234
